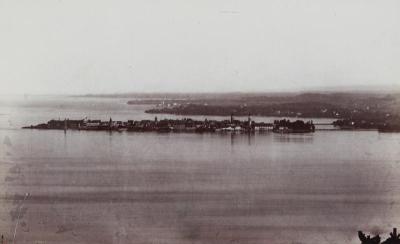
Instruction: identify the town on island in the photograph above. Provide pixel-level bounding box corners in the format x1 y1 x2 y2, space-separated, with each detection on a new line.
23 114 316 133
22 113 400 134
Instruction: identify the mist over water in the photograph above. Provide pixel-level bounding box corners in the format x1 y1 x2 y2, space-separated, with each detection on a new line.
1 96 400 244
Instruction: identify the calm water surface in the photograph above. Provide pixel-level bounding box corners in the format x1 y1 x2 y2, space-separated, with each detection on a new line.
1 96 400 244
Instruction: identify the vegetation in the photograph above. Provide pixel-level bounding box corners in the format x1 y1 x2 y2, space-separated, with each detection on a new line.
140 92 400 122
359 228 400 244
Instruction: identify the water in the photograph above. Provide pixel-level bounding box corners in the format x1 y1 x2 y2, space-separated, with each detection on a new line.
1 95 400 244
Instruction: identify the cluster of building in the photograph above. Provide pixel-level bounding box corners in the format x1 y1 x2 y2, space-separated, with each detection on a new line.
272 119 315 133
126 115 275 133
23 115 316 133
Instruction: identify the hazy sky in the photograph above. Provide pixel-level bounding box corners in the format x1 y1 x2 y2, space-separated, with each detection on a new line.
1 0 399 94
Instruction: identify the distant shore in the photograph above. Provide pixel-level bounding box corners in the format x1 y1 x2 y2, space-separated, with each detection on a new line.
126 92 399 122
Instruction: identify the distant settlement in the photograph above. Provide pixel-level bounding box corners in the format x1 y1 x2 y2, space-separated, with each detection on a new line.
23 115 317 134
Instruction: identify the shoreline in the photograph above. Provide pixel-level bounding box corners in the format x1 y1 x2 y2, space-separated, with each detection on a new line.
22 118 317 134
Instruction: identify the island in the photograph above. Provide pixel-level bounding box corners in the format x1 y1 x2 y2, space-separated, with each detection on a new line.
22 116 316 134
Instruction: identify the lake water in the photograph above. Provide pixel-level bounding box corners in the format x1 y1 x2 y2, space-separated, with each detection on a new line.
1 95 400 244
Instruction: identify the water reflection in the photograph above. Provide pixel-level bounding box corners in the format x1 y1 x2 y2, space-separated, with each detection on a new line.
273 133 314 143
217 132 258 147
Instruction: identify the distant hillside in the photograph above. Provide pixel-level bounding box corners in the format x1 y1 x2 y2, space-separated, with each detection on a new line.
138 92 400 121
74 91 400 121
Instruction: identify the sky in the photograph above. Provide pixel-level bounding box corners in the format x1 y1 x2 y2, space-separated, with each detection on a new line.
0 0 399 95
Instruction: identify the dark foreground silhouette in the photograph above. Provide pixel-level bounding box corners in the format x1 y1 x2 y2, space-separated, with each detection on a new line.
359 228 400 244
2 228 400 243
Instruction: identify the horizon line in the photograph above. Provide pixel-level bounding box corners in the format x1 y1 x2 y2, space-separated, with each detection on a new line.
2 85 400 97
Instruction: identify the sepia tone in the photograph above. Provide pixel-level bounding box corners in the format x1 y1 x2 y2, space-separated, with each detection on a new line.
1 1 400 244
